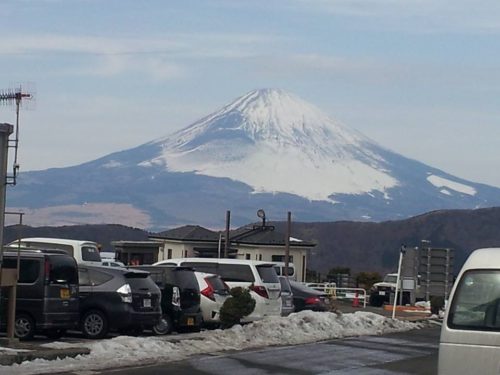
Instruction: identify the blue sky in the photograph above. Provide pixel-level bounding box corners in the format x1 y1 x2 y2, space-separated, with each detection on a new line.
0 0 499 187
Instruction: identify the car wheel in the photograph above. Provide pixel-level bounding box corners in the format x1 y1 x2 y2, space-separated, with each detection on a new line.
45 329 66 340
15 313 35 340
81 310 108 339
152 315 173 335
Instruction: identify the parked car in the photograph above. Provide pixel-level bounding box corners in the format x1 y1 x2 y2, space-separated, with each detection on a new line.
132 265 203 334
195 271 230 325
273 262 297 280
0 248 79 340
369 273 397 307
7 238 102 266
369 273 413 307
439 248 500 374
278 276 295 316
77 265 161 338
154 258 282 322
289 280 330 312
101 260 126 268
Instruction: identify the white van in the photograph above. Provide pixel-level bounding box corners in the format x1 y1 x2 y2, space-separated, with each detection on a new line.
7 237 102 266
273 262 296 280
439 248 500 374
154 258 282 322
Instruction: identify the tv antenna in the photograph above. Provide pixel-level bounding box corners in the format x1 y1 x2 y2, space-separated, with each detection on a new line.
0 84 34 185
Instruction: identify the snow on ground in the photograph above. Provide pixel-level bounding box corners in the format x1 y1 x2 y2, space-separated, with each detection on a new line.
1 311 423 375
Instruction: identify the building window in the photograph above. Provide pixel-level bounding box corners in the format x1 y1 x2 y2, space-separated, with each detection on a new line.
245 253 251 260
167 248 172 259
271 255 293 262
184 250 188 258
259 254 262 261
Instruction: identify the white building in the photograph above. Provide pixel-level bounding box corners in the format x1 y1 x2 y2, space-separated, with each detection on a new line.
113 223 315 282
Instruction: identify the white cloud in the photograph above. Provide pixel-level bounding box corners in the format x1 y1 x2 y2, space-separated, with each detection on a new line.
293 0 500 34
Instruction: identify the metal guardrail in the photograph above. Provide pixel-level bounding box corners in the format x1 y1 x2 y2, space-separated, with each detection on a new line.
334 287 367 308
305 283 367 308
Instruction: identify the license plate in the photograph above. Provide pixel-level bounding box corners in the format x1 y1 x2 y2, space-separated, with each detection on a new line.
60 288 70 300
187 317 194 326
143 299 151 308
285 300 293 307
379 291 386 296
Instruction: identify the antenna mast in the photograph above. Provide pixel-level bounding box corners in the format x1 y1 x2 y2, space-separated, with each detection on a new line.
0 85 33 185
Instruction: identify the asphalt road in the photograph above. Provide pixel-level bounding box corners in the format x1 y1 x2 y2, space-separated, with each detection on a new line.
67 324 441 375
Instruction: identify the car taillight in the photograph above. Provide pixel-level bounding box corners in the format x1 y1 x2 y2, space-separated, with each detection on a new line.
201 278 216 301
172 286 180 307
201 286 215 301
250 285 269 299
305 297 321 305
117 283 133 303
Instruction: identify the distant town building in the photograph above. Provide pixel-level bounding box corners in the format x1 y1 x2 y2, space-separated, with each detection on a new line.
112 223 315 282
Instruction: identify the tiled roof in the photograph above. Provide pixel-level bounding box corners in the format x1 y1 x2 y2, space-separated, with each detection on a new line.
151 225 219 242
151 224 315 247
230 225 315 247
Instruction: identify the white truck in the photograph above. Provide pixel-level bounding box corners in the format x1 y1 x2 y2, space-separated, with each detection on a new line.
369 273 398 307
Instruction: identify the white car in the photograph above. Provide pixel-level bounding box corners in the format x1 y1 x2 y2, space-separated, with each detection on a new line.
154 258 282 322
101 260 126 268
194 271 230 325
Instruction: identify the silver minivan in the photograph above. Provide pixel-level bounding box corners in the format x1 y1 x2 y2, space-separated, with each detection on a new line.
439 247 500 374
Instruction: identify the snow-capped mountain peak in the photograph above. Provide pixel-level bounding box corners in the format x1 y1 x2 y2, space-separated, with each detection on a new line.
145 89 398 201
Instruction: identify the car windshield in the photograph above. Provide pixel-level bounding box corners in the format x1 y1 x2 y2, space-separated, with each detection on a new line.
82 245 102 262
290 281 323 294
257 265 279 283
449 270 500 330
206 275 229 293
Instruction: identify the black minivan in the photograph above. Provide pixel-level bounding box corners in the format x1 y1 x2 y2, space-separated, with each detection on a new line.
134 265 202 334
77 265 161 338
0 248 79 340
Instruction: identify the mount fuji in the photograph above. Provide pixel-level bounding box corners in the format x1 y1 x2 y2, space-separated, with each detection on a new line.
7 89 500 230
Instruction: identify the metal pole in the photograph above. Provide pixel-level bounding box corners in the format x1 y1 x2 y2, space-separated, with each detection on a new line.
0 124 14 272
6 212 23 339
217 233 222 258
285 211 291 279
392 245 406 319
0 124 14 338
224 210 230 258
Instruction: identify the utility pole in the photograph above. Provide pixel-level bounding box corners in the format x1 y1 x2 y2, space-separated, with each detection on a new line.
0 85 33 341
224 210 230 258
285 211 291 279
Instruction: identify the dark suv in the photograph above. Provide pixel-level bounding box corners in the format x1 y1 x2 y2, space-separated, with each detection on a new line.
0 248 79 340
77 265 161 338
134 265 202 334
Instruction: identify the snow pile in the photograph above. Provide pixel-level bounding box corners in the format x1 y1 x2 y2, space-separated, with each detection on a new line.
2 311 422 375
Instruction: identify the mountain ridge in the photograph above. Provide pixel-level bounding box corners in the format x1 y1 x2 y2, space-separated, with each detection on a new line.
5 207 500 275
6 88 500 230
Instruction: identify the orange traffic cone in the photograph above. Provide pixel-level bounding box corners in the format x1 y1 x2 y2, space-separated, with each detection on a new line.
352 292 359 308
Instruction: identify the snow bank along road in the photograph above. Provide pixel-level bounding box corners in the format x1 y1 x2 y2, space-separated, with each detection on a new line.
1 311 425 375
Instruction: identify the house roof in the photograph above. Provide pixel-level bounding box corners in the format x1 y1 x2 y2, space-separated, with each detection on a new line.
150 224 315 248
151 225 220 242
229 225 315 247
